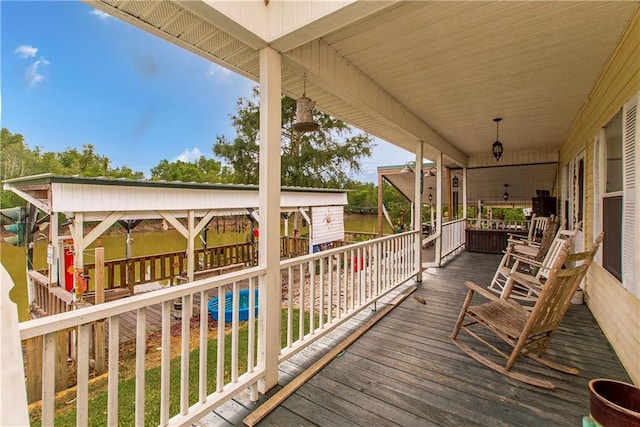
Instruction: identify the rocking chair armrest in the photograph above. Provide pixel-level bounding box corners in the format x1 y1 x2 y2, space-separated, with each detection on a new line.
507 235 533 245
508 271 543 292
466 281 500 301
508 252 544 268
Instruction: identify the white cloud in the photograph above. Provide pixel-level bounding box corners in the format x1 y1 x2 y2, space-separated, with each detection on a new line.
206 63 232 81
25 57 50 88
90 9 112 20
174 148 203 163
15 45 37 59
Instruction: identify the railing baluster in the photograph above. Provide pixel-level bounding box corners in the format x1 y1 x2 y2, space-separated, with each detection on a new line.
199 290 208 403
309 260 315 334
286 266 293 347
349 248 355 309
327 254 333 323
319 257 325 328
160 301 171 426
231 282 239 383
76 323 90 426
180 294 191 415
41 333 56 426
248 278 256 373
135 307 146 426
107 315 120 426
216 286 225 392
298 263 305 340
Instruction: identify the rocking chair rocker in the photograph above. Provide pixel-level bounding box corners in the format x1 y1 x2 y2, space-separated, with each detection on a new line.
451 233 603 389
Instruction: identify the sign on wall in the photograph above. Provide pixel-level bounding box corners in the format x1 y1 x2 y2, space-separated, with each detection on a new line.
311 206 345 245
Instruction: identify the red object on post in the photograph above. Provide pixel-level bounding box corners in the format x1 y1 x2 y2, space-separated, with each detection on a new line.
63 239 74 292
353 257 365 272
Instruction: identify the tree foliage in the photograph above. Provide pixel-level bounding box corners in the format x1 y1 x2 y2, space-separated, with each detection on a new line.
150 157 231 183
0 128 144 208
213 87 374 187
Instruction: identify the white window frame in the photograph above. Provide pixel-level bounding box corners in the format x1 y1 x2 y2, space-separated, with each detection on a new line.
593 91 639 297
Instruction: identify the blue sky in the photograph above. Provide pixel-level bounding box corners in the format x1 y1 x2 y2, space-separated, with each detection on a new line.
1 1 410 183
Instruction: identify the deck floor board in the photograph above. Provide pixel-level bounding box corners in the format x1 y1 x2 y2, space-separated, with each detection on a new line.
251 251 631 427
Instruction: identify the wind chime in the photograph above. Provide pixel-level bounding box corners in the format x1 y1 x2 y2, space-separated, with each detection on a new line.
292 74 319 133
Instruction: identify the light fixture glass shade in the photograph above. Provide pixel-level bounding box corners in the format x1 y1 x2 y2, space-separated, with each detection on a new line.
503 184 509 201
452 176 459 188
492 140 503 161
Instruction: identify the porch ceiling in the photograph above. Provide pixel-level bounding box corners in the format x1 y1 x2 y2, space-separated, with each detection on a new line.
381 163 558 206
91 1 639 167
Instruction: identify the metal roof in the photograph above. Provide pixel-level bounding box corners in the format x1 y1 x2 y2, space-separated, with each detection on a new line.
3 174 347 220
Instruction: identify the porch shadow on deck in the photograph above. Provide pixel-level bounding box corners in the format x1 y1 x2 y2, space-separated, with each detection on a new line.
200 251 631 426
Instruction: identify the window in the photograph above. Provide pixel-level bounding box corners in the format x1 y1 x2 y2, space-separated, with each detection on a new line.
593 92 638 296
603 111 623 280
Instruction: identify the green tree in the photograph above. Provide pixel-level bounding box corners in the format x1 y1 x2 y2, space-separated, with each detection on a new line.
213 87 374 187
150 157 231 183
1 128 145 208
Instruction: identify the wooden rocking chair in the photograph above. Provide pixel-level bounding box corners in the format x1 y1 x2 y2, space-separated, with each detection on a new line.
488 223 571 302
511 217 564 260
507 214 550 246
451 233 603 389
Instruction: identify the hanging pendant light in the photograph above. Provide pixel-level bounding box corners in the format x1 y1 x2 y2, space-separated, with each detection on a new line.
428 187 433 203
503 184 509 201
492 117 503 161
293 74 319 133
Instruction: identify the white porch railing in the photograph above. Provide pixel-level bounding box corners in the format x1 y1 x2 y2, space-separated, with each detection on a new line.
8 231 418 426
440 219 467 259
465 218 530 230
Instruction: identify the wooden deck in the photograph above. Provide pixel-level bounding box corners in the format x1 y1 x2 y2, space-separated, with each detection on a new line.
197 251 631 427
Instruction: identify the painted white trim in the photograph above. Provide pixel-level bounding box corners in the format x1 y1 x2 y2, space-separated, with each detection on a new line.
621 93 638 296
592 132 604 265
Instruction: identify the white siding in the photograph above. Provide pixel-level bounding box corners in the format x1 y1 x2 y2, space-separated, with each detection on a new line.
311 206 345 246
49 183 346 214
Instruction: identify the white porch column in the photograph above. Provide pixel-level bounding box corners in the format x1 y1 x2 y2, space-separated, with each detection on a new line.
435 152 443 265
0 265 29 426
257 47 281 393
413 141 423 282
462 166 468 221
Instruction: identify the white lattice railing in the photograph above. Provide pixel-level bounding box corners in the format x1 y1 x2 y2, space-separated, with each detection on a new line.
10 231 418 426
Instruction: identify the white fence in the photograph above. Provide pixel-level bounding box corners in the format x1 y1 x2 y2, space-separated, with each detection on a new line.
10 231 418 426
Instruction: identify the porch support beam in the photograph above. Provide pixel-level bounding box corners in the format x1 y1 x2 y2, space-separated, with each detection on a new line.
413 141 423 283
257 46 281 394
435 152 443 266
462 167 468 221
284 42 467 166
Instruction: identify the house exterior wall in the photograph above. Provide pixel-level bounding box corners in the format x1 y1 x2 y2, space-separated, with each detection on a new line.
559 8 640 384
